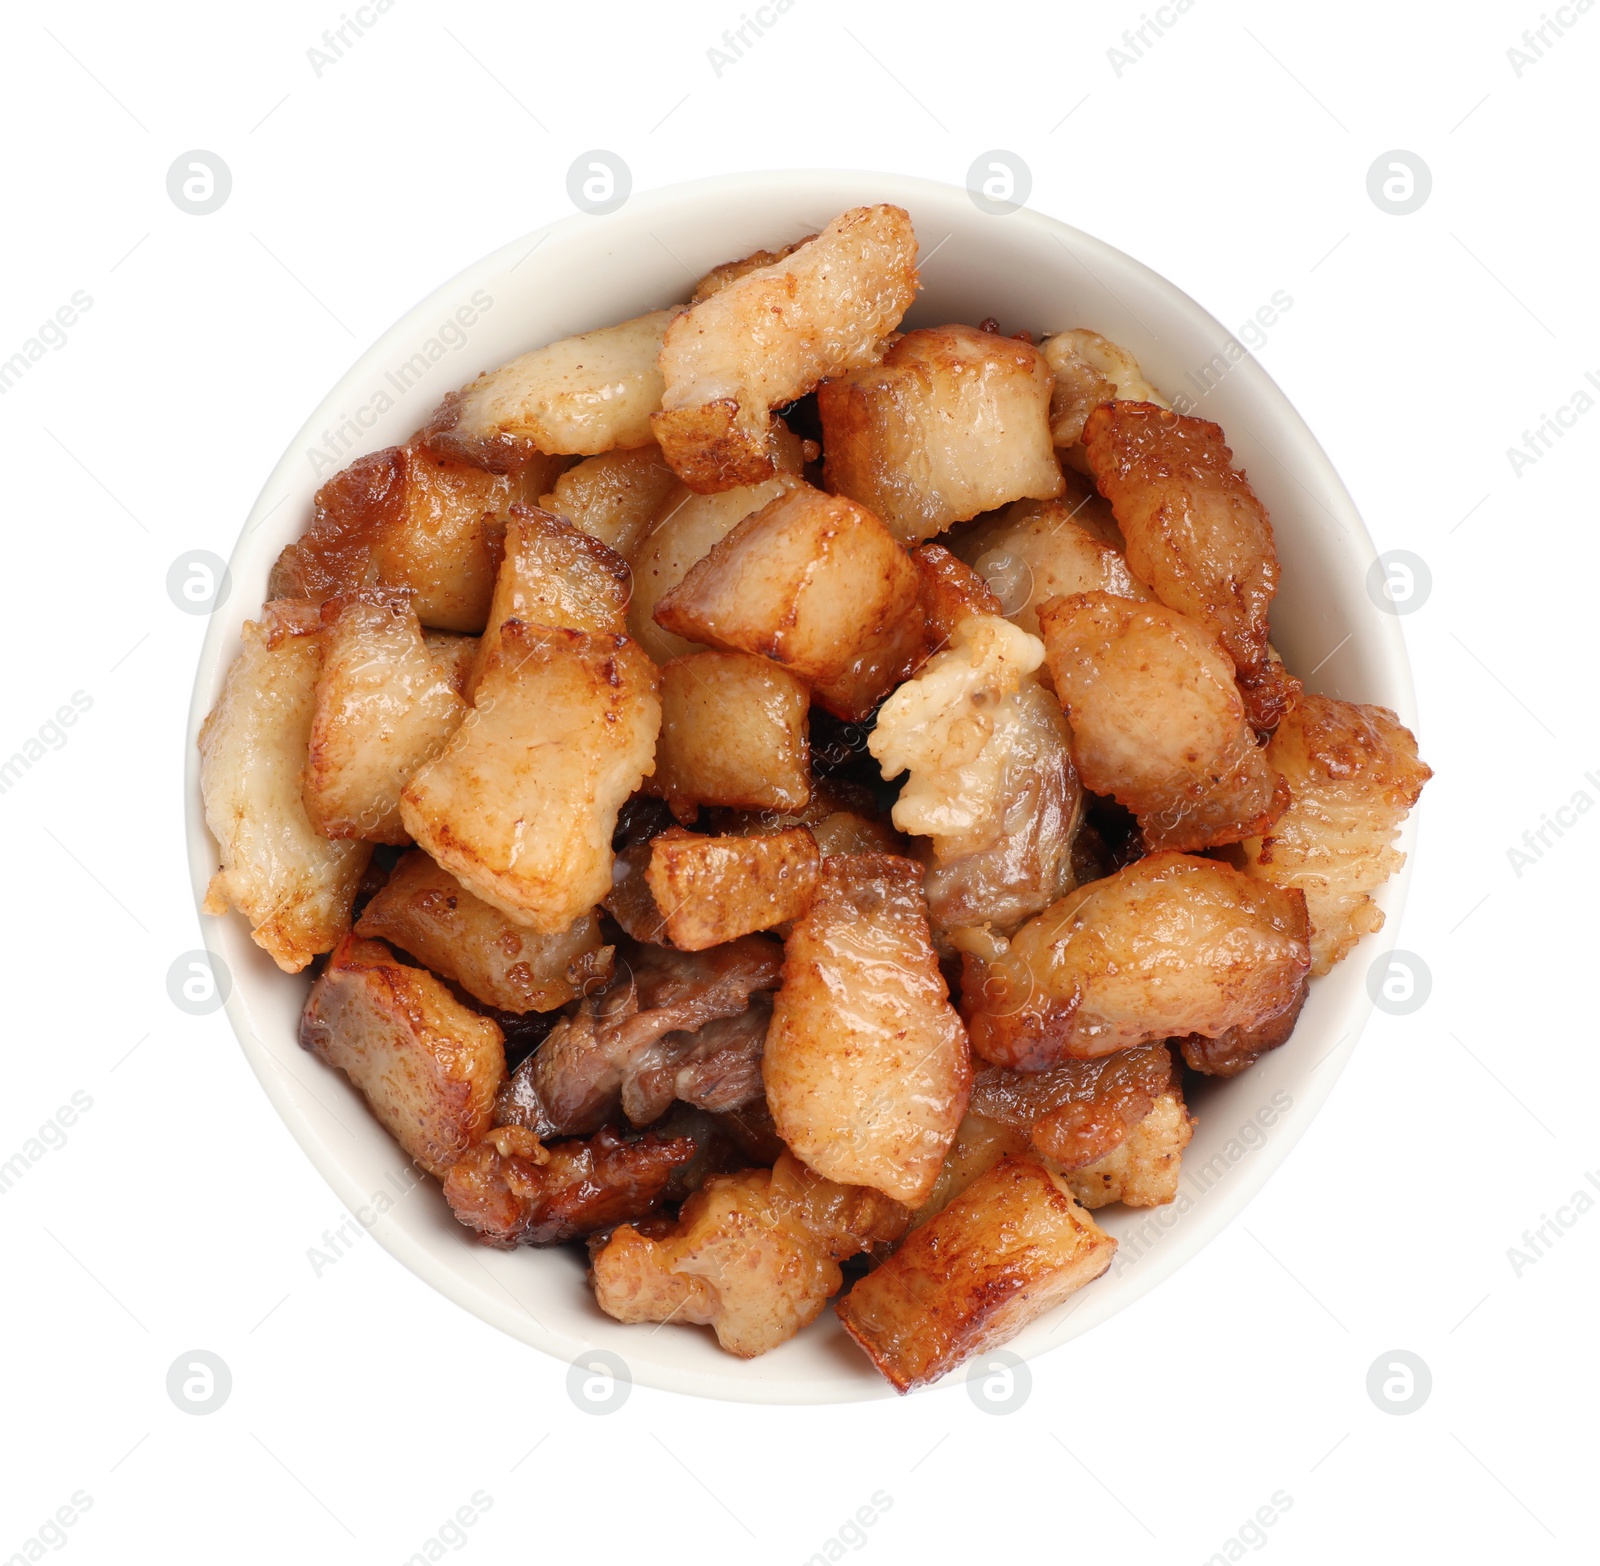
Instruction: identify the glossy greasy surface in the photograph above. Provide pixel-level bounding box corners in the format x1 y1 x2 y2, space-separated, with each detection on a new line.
762 854 970 1206
963 851 1311 1068
355 849 610 1014
268 442 550 632
1239 693 1432 973
654 205 918 491
834 1158 1116 1392
820 323 1063 542
442 1125 696 1248
198 601 371 972
969 1042 1177 1170
648 651 812 816
299 935 505 1177
1039 592 1287 852
423 309 674 467
654 484 924 720
303 595 468 844
1083 401 1296 731
399 624 660 933
644 827 820 950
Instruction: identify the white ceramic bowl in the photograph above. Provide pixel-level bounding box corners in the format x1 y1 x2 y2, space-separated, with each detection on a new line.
186 169 1419 1403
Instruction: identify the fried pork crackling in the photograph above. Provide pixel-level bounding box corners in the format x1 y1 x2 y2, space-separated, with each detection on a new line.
199 202 1428 1390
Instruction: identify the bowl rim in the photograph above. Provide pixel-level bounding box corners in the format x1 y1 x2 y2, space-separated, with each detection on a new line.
184 166 1420 1403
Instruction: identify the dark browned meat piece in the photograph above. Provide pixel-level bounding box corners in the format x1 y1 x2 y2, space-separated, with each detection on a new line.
496 936 784 1136
624 992 774 1124
442 1126 697 1248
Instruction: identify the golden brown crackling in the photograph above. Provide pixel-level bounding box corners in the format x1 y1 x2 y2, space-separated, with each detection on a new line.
912 542 1004 654
762 853 970 1206
299 934 505 1177
356 849 610 1013
834 1157 1116 1391
960 851 1311 1070
199 600 371 971
653 484 924 721
644 826 820 950
1038 591 1287 852
653 205 919 494
645 650 811 817
398 622 660 934
1177 969 1309 1076
302 593 468 844
1238 692 1431 973
819 323 1063 544
589 1154 908 1357
1082 401 1289 731
268 443 557 631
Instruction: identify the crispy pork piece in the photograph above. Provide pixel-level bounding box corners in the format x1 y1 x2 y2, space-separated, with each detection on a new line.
969 1043 1177 1170
1238 693 1432 973
647 651 811 818
653 205 919 491
819 324 1063 543
1038 592 1287 852
443 1124 696 1247
1177 971 1309 1076
919 679 1081 939
644 827 821 950
538 444 679 558
690 237 814 304
952 485 1148 636
655 485 924 721
1062 1090 1193 1208
590 1168 836 1357
628 468 804 665
421 309 675 470
962 851 1311 1069
912 543 1004 652
1082 401 1298 730
467 505 631 698
398 623 660 933
590 1153 908 1357
267 442 555 632
299 935 505 1176
1039 328 1167 450
869 613 1047 859
499 937 784 1135
199 600 372 972
835 1158 1115 1391
763 854 970 1206
355 849 611 1013
301 594 468 843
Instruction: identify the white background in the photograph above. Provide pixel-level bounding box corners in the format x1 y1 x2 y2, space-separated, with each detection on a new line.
1 0 1593 1561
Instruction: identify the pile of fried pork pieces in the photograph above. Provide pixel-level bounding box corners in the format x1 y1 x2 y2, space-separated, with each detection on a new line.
201 205 1430 1391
